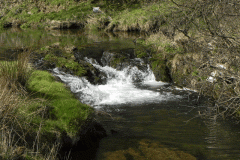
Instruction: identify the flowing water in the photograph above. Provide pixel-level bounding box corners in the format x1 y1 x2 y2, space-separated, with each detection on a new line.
52 55 240 160
1 29 240 159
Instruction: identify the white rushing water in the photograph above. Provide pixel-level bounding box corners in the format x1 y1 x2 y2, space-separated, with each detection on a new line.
52 57 181 106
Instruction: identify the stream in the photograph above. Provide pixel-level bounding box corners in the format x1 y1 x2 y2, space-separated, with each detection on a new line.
52 51 240 160
1 29 240 159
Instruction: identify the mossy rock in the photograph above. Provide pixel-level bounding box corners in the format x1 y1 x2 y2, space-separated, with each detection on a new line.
23 70 94 139
101 48 135 70
43 50 86 76
150 58 172 82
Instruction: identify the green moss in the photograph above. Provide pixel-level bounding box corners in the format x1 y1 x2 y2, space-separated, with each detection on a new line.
150 56 171 82
24 70 93 136
44 53 86 76
171 69 187 87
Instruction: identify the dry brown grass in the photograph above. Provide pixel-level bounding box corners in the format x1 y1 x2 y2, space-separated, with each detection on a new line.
168 37 240 122
0 51 61 159
0 51 32 95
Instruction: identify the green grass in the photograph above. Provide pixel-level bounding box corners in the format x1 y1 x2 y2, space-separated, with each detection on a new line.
0 0 175 31
23 70 93 136
106 1 174 32
0 0 93 29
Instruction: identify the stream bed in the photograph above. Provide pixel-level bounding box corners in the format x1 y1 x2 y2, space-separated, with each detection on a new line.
1 29 240 159
53 60 240 160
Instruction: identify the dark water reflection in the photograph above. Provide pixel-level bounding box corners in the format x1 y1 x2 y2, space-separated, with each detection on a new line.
0 28 145 50
94 87 240 160
1 28 240 159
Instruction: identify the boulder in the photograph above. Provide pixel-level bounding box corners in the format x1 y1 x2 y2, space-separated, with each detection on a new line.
77 60 107 85
101 48 137 70
74 46 105 64
93 7 103 13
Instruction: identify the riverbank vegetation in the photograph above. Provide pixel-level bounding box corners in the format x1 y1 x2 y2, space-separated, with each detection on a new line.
90 0 240 122
0 50 93 159
0 51 58 159
141 0 240 122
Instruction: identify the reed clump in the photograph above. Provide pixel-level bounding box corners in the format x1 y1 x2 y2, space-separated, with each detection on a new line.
0 51 32 94
0 51 60 159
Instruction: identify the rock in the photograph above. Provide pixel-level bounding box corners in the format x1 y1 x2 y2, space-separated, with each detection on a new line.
151 60 172 82
93 7 102 13
74 46 105 64
101 51 115 66
101 48 136 70
78 60 107 85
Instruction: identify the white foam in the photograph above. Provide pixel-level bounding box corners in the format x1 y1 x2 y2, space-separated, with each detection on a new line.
174 87 197 92
52 58 181 106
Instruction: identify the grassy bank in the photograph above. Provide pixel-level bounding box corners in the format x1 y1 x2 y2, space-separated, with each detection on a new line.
0 51 93 159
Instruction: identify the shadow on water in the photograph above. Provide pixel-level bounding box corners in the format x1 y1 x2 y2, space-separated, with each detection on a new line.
93 88 240 160
1 28 240 160
94 90 209 160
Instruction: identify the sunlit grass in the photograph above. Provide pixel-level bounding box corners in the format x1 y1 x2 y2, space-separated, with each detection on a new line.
26 70 93 136
106 1 174 32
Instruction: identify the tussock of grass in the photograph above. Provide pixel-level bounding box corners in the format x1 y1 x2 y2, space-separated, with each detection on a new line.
106 1 173 32
26 70 93 136
0 52 61 159
0 51 32 94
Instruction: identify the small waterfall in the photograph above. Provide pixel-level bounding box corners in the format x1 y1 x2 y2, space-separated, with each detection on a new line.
52 57 181 107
